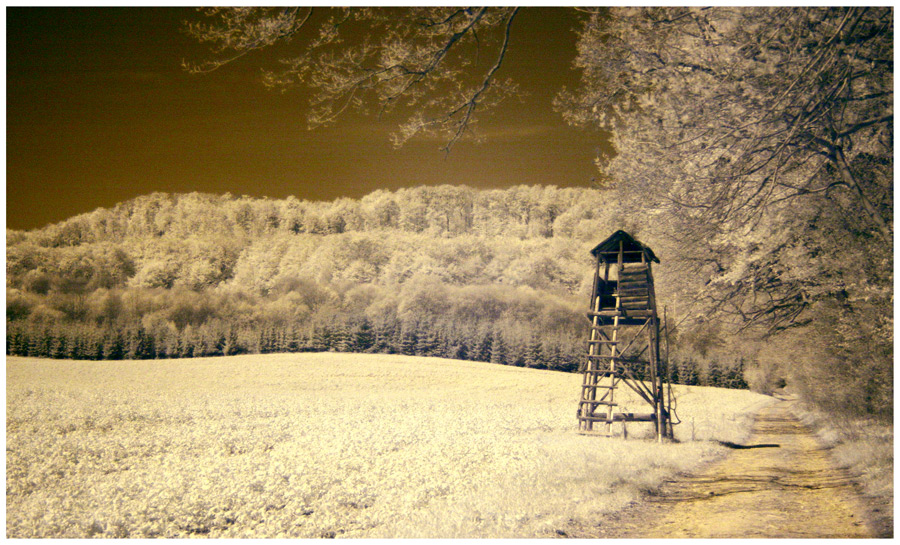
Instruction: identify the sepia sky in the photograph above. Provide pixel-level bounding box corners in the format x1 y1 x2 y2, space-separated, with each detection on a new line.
7 7 607 231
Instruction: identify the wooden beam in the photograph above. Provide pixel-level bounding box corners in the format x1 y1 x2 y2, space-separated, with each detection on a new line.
579 413 656 423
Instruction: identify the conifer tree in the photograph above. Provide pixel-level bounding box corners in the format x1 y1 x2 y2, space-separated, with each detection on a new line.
489 331 507 366
525 338 545 369
352 319 375 352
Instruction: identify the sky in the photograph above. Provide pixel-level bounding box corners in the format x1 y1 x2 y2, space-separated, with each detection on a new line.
7 7 608 231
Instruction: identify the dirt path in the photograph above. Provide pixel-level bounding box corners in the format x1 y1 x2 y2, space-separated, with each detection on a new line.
578 397 880 538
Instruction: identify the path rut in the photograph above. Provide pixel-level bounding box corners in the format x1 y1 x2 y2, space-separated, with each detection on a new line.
577 397 881 538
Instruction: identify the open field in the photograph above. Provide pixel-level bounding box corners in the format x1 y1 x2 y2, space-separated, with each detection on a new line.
7 353 773 538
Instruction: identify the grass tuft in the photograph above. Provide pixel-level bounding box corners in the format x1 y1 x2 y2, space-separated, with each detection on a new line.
793 400 893 533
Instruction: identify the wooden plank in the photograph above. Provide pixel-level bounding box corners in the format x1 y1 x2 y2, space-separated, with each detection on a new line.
618 290 649 297
589 318 652 327
579 413 656 423
617 287 649 295
617 282 649 290
587 354 643 361
588 310 654 318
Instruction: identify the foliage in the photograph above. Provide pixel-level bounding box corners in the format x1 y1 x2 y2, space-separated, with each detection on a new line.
566 7 891 236
563 7 891 324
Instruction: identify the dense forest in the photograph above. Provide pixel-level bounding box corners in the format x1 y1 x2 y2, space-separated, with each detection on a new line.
7 186 747 389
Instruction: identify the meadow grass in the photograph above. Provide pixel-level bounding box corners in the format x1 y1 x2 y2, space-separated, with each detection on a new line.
7 353 773 538
791 398 893 530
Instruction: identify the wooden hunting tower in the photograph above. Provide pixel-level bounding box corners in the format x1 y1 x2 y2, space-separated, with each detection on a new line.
577 230 673 440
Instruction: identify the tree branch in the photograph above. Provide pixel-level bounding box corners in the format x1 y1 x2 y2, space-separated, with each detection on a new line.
832 146 893 242
836 114 893 139
439 7 520 153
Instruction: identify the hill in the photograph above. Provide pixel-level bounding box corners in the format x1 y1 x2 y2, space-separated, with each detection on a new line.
6 186 745 388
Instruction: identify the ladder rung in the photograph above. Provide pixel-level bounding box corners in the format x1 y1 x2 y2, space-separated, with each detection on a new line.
580 400 617 406
582 369 617 375
588 317 625 323
587 339 618 344
581 384 614 389
588 310 654 318
580 413 656 423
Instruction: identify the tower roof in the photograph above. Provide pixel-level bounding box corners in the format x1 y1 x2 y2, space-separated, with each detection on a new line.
590 230 660 263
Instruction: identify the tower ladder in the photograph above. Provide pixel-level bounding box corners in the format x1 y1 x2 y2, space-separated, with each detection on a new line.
577 231 673 441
